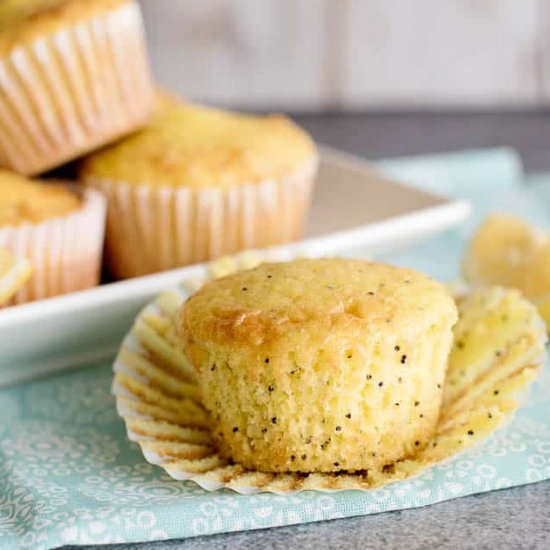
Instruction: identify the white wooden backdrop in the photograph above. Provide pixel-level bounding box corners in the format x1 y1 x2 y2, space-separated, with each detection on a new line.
139 0 549 110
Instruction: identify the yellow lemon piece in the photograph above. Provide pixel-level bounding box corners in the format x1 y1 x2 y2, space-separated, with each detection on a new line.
463 213 550 329
0 248 33 306
463 214 543 289
523 238 550 299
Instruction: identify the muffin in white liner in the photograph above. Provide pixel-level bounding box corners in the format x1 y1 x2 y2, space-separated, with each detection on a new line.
112 254 547 494
85 160 316 279
0 0 154 175
80 97 318 279
180 258 458 474
0 183 106 305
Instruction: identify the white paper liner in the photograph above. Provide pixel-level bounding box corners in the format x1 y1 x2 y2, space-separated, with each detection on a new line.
112 255 547 495
84 158 318 279
0 1 153 175
0 187 106 305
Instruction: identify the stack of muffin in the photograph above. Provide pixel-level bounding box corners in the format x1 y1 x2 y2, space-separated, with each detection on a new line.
0 0 318 305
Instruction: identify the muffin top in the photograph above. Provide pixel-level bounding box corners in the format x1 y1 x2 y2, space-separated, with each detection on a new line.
0 0 130 55
80 97 317 189
181 258 457 348
0 170 81 227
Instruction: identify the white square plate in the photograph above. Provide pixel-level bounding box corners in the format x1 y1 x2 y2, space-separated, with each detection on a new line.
0 147 469 387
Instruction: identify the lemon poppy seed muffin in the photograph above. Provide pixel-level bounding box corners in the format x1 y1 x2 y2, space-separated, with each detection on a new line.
180 258 458 473
0 170 105 304
80 96 318 279
0 0 153 175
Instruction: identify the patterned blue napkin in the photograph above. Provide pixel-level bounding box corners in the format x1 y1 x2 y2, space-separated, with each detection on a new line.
2 148 550 550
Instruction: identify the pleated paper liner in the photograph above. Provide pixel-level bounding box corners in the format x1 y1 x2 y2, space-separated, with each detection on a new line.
112 254 547 495
84 158 317 279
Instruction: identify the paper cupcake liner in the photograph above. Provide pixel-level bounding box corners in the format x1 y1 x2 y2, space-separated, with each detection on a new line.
112 254 547 495
0 188 106 305
0 1 153 175
85 158 317 279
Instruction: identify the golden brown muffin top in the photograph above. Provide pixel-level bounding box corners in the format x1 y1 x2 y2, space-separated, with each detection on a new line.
0 0 131 55
80 97 317 189
0 170 81 227
181 258 457 348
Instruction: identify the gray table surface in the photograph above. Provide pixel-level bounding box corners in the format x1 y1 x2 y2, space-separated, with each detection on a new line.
69 111 550 550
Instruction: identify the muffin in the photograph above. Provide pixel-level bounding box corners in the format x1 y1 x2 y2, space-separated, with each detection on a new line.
0 170 106 304
463 214 550 328
0 0 154 175
179 258 458 473
80 96 318 279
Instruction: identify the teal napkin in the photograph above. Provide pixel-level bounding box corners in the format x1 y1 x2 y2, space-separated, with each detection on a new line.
2 148 550 550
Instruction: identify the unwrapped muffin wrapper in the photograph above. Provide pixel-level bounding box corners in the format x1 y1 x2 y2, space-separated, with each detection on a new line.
112 254 547 495
0 188 106 305
0 1 153 175
84 158 318 279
